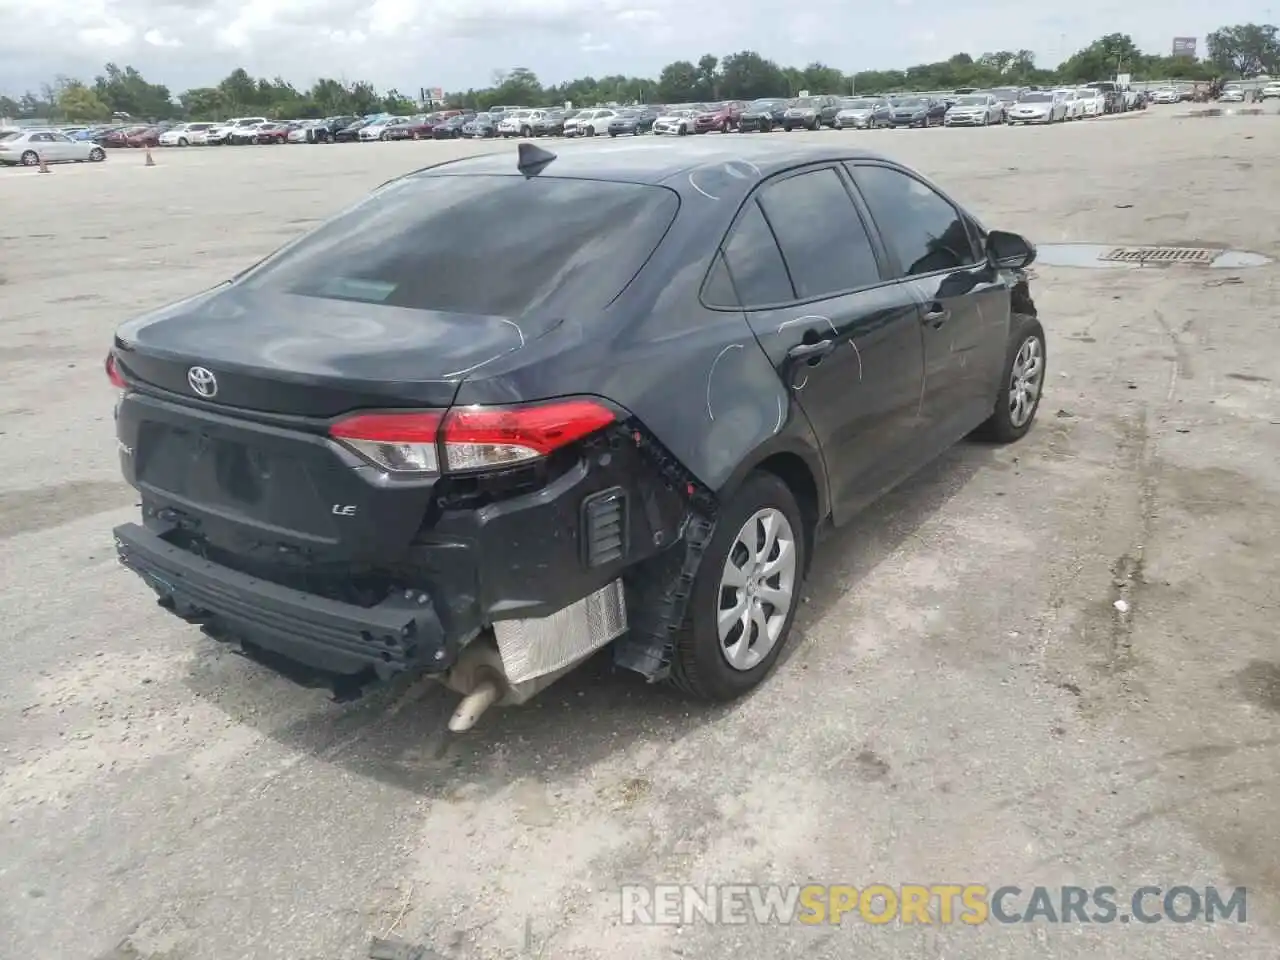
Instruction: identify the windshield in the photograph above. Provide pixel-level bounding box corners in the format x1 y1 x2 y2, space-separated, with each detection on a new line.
239 175 679 318
750 99 782 108
1020 93 1052 103
842 99 877 109
791 98 816 109
892 97 927 108
955 96 986 106
990 88 1019 100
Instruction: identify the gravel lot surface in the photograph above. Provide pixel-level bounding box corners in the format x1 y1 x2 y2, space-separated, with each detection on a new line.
2 107 1278 960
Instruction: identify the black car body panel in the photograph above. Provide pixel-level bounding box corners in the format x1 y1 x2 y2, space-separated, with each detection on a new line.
110 139 1030 693
607 111 658 135
888 97 948 126
738 99 789 131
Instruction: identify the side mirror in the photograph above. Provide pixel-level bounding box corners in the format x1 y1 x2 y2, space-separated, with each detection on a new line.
986 230 1037 269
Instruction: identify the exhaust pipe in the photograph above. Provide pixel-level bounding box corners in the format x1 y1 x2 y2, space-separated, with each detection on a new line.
448 679 501 732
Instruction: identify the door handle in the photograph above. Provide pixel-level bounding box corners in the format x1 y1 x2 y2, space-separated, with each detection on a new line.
787 339 836 363
922 304 950 327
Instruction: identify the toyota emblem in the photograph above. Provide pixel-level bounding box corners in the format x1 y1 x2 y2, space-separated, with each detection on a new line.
187 366 218 398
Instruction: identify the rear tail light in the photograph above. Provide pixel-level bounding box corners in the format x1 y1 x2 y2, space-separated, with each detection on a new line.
328 398 615 475
105 352 127 389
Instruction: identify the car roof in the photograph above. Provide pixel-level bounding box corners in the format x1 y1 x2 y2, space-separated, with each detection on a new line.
410 139 896 188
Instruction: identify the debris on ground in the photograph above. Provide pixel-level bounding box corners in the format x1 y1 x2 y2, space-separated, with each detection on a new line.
368 936 446 960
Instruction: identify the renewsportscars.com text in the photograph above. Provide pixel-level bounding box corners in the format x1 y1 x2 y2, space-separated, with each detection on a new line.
620 884 1248 925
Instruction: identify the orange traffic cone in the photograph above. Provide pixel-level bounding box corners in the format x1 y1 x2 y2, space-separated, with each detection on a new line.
37 153 50 173
144 145 155 167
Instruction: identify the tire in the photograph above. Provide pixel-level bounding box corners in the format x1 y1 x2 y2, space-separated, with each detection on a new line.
521 126 531 138
667 470 807 701
178 137 189 146
20 150 38 166
678 124 687 136
89 147 105 162
783 124 792 132
974 314 1046 443
586 125 595 137
610 131 617 137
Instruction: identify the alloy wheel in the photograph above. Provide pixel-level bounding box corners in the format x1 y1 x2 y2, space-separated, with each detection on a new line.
717 508 797 672
1009 336 1044 428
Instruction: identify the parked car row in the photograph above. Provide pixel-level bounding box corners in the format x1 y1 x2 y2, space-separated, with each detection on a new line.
4 80 1159 169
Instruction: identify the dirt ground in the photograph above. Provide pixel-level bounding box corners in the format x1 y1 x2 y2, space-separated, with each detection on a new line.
1 108 1278 960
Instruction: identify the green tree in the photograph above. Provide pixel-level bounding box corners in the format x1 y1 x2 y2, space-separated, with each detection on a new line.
93 63 174 118
718 51 787 99
56 81 110 121
1057 33 1143 82
656 60 702 102
1206 23 1280 77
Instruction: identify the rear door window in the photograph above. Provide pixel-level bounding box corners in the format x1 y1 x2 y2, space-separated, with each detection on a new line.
240 175 679 317
710 201 794 308
756 167 883 299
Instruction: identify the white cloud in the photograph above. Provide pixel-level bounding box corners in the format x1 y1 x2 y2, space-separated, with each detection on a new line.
144 29 182 47
0 0 1267 96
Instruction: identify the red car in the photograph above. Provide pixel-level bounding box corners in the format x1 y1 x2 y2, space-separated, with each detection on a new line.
254 122 295 144
693 101 746 134
124 126 162 148
98 125 147 148
397 115 435 140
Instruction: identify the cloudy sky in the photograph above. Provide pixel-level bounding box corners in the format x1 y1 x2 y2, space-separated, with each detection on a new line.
0 0 1267 97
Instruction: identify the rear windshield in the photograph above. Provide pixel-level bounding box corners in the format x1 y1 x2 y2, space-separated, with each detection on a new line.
239 175 679 317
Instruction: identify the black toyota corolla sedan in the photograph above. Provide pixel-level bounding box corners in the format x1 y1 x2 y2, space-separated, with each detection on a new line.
106 139 1044 729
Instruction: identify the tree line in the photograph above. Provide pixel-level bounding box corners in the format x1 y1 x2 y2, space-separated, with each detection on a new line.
3 25 1277 124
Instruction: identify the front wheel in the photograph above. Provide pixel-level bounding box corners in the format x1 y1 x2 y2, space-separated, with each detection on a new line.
20 150 38 166
89 147 105 162
178 137 189 146
678 124 687 136
667 471 807 701
521 126 532 138
974 314 1046 443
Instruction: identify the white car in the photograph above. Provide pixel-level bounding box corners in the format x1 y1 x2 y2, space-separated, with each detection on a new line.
1053 88 1084 120
563 108 615 137
207 117 268 145
287 120 319 143
0 129 107 166
1074 89 1104 117
652 109 698 135
360 116 411 141
1151 88 1180 104
498 110 537 137
1220 85 1246 103
1006 92 1066 124
160 122 215 146
1261 82 1280 99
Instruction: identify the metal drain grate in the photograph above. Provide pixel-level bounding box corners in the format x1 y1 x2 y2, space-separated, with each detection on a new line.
1100 246 1218 265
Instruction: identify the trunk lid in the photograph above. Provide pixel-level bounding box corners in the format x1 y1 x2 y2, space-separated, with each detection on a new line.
112 286 546 566
114 286 542 416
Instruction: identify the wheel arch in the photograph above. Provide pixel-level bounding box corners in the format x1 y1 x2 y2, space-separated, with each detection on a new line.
715 437 829 576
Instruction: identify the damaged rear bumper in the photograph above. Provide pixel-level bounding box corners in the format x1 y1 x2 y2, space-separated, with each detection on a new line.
115 522 450 679
113 425 712 698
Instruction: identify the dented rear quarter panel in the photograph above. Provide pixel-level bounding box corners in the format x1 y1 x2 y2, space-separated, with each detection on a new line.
453 156 830 514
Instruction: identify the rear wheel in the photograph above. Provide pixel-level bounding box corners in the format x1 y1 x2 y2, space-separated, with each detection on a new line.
20 150 38 166
178 137 189 146
974 314 1046 443
668 471 806 701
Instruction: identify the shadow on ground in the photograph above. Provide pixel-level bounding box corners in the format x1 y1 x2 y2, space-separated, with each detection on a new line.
182 440 997 796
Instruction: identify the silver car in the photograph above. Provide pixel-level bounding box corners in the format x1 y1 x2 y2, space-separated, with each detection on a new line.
0 129 107 165
1006 91 1067 124
945 93 1002 126
833 97 889 129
